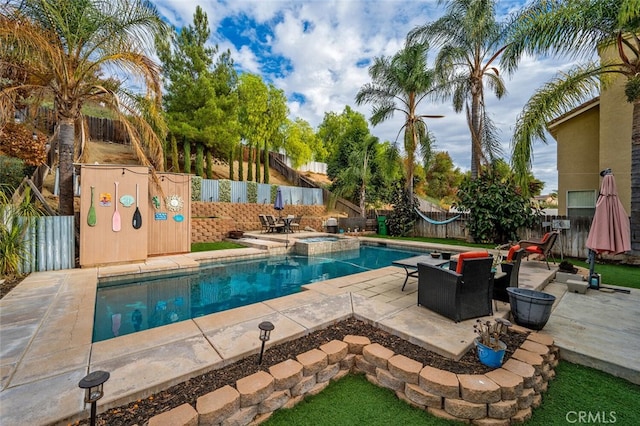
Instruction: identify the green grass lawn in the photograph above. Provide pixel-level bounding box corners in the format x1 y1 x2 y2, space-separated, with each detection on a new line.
190 241 245 252
264 362 640 425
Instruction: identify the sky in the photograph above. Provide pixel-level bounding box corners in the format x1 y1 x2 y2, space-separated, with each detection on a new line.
150 0 586 194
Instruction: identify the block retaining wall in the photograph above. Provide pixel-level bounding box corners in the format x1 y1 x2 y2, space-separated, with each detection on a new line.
148 328 557 426
191 202 327 243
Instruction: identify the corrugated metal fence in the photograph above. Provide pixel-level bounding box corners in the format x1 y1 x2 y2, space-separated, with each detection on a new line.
19 216 75 273
200 179 323 206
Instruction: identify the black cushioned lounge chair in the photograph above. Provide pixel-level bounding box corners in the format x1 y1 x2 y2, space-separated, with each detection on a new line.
417 255 494 322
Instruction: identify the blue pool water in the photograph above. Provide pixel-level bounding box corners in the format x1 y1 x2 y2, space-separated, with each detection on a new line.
93 245 428 342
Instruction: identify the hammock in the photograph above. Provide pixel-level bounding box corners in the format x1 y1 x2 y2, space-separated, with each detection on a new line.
415 208 461 225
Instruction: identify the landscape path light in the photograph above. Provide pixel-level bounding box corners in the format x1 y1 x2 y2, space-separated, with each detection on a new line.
78 370 110 426
258 321 274 365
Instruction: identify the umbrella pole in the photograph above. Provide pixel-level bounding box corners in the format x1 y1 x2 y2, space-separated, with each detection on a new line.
587 249 630 294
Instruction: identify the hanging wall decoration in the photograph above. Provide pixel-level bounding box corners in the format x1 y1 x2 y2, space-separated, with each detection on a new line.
87 186 97 227
165 195 184 212
152 196 160 210
173 214 184 223
119 194 135 207
99 192 112 207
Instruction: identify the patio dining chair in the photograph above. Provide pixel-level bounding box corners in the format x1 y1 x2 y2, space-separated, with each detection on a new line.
417 252 494 322
265 215 285 233
289 216 301 232
518 231 559 270
258 214 270 233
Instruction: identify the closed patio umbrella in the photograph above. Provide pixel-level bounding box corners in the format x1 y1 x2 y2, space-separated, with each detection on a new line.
585 169 630 292
274 187 288 248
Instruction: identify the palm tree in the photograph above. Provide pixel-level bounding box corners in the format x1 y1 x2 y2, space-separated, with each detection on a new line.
502 0 640 254
0 0 167 216
355 40 441 196
409 0 509 180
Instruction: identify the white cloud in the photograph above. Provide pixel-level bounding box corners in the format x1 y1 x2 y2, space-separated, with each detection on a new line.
150 0 573 193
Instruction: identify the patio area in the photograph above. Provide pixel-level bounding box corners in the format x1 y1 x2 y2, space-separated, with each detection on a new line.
0 234 637 425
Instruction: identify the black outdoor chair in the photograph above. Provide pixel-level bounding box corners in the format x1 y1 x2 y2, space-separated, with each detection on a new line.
417 255 494 322
265 215 284 233
493 247 525 303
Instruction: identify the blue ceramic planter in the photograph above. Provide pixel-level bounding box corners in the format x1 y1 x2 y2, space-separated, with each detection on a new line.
474 338 507 368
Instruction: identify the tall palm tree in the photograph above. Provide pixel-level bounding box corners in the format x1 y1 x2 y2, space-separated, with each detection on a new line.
355 40 441 196
502 0 640 254
409 0 509 180
0 0 167 215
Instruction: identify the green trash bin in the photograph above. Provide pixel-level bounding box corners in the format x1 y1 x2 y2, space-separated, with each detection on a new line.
377 216 387 235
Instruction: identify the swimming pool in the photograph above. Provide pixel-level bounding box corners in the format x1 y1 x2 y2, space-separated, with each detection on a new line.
93 245 430 342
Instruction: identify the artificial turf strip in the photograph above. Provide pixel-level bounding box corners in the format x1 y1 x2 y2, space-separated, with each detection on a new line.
263 374 461 426
531 361 640 425
569 258 640 289
190 241 245 252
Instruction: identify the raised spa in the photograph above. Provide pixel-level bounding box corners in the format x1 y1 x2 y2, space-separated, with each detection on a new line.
294 235 360 255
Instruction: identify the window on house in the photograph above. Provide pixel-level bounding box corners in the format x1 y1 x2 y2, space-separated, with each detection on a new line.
567 190 596 217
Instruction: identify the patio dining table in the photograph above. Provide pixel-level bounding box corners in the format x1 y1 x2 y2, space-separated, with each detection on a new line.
392 255 449 291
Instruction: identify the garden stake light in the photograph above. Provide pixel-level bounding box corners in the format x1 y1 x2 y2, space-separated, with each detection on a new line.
78 370 110 426
258 321 274 365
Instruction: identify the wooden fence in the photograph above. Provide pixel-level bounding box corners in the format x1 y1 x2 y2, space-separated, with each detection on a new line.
410 212 598 259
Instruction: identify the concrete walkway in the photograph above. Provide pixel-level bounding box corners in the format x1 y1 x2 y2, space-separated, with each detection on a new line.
0 235 635 425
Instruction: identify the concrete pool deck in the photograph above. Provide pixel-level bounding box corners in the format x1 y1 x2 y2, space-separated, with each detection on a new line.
0 234 637 425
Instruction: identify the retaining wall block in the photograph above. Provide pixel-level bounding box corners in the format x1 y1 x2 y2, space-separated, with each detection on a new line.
388 354 422 385
148 403 198 426
257 390 290 414
365 373 380 387
196 385 240 426
502 359 536 388
527 332 554 347
444 398 487 420
512 349 544 373
531 393 543 408
355 354 376 375
517 388 535 410
236 371 275 407
281 394 304 410
458 374 501 404
317 363 340 383
427 406 471 423
362 343 395 369
472 417 510 425
419 366 460 399
488 399 518 419
376 367 404 392
332 368 350 382
221 405 258 426
343 335 371 354
485 368 524 401
396 390 423 410
268 359 303 391
520 340 550 360
319 339 349 364
291 374 316 397
308 380 331 396
511 407 533 423
405 383 442 409
296 348 328 376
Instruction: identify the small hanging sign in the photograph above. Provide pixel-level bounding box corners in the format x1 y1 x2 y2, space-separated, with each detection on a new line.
154 212 168 221
173 214 184 222
99 193 112 207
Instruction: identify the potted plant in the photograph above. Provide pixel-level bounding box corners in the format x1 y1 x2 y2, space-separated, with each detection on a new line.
473 318 512 368
555 260 581 283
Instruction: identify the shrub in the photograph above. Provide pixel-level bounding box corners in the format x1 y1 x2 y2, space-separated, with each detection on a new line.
455 171 540 244
0 156 26 196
